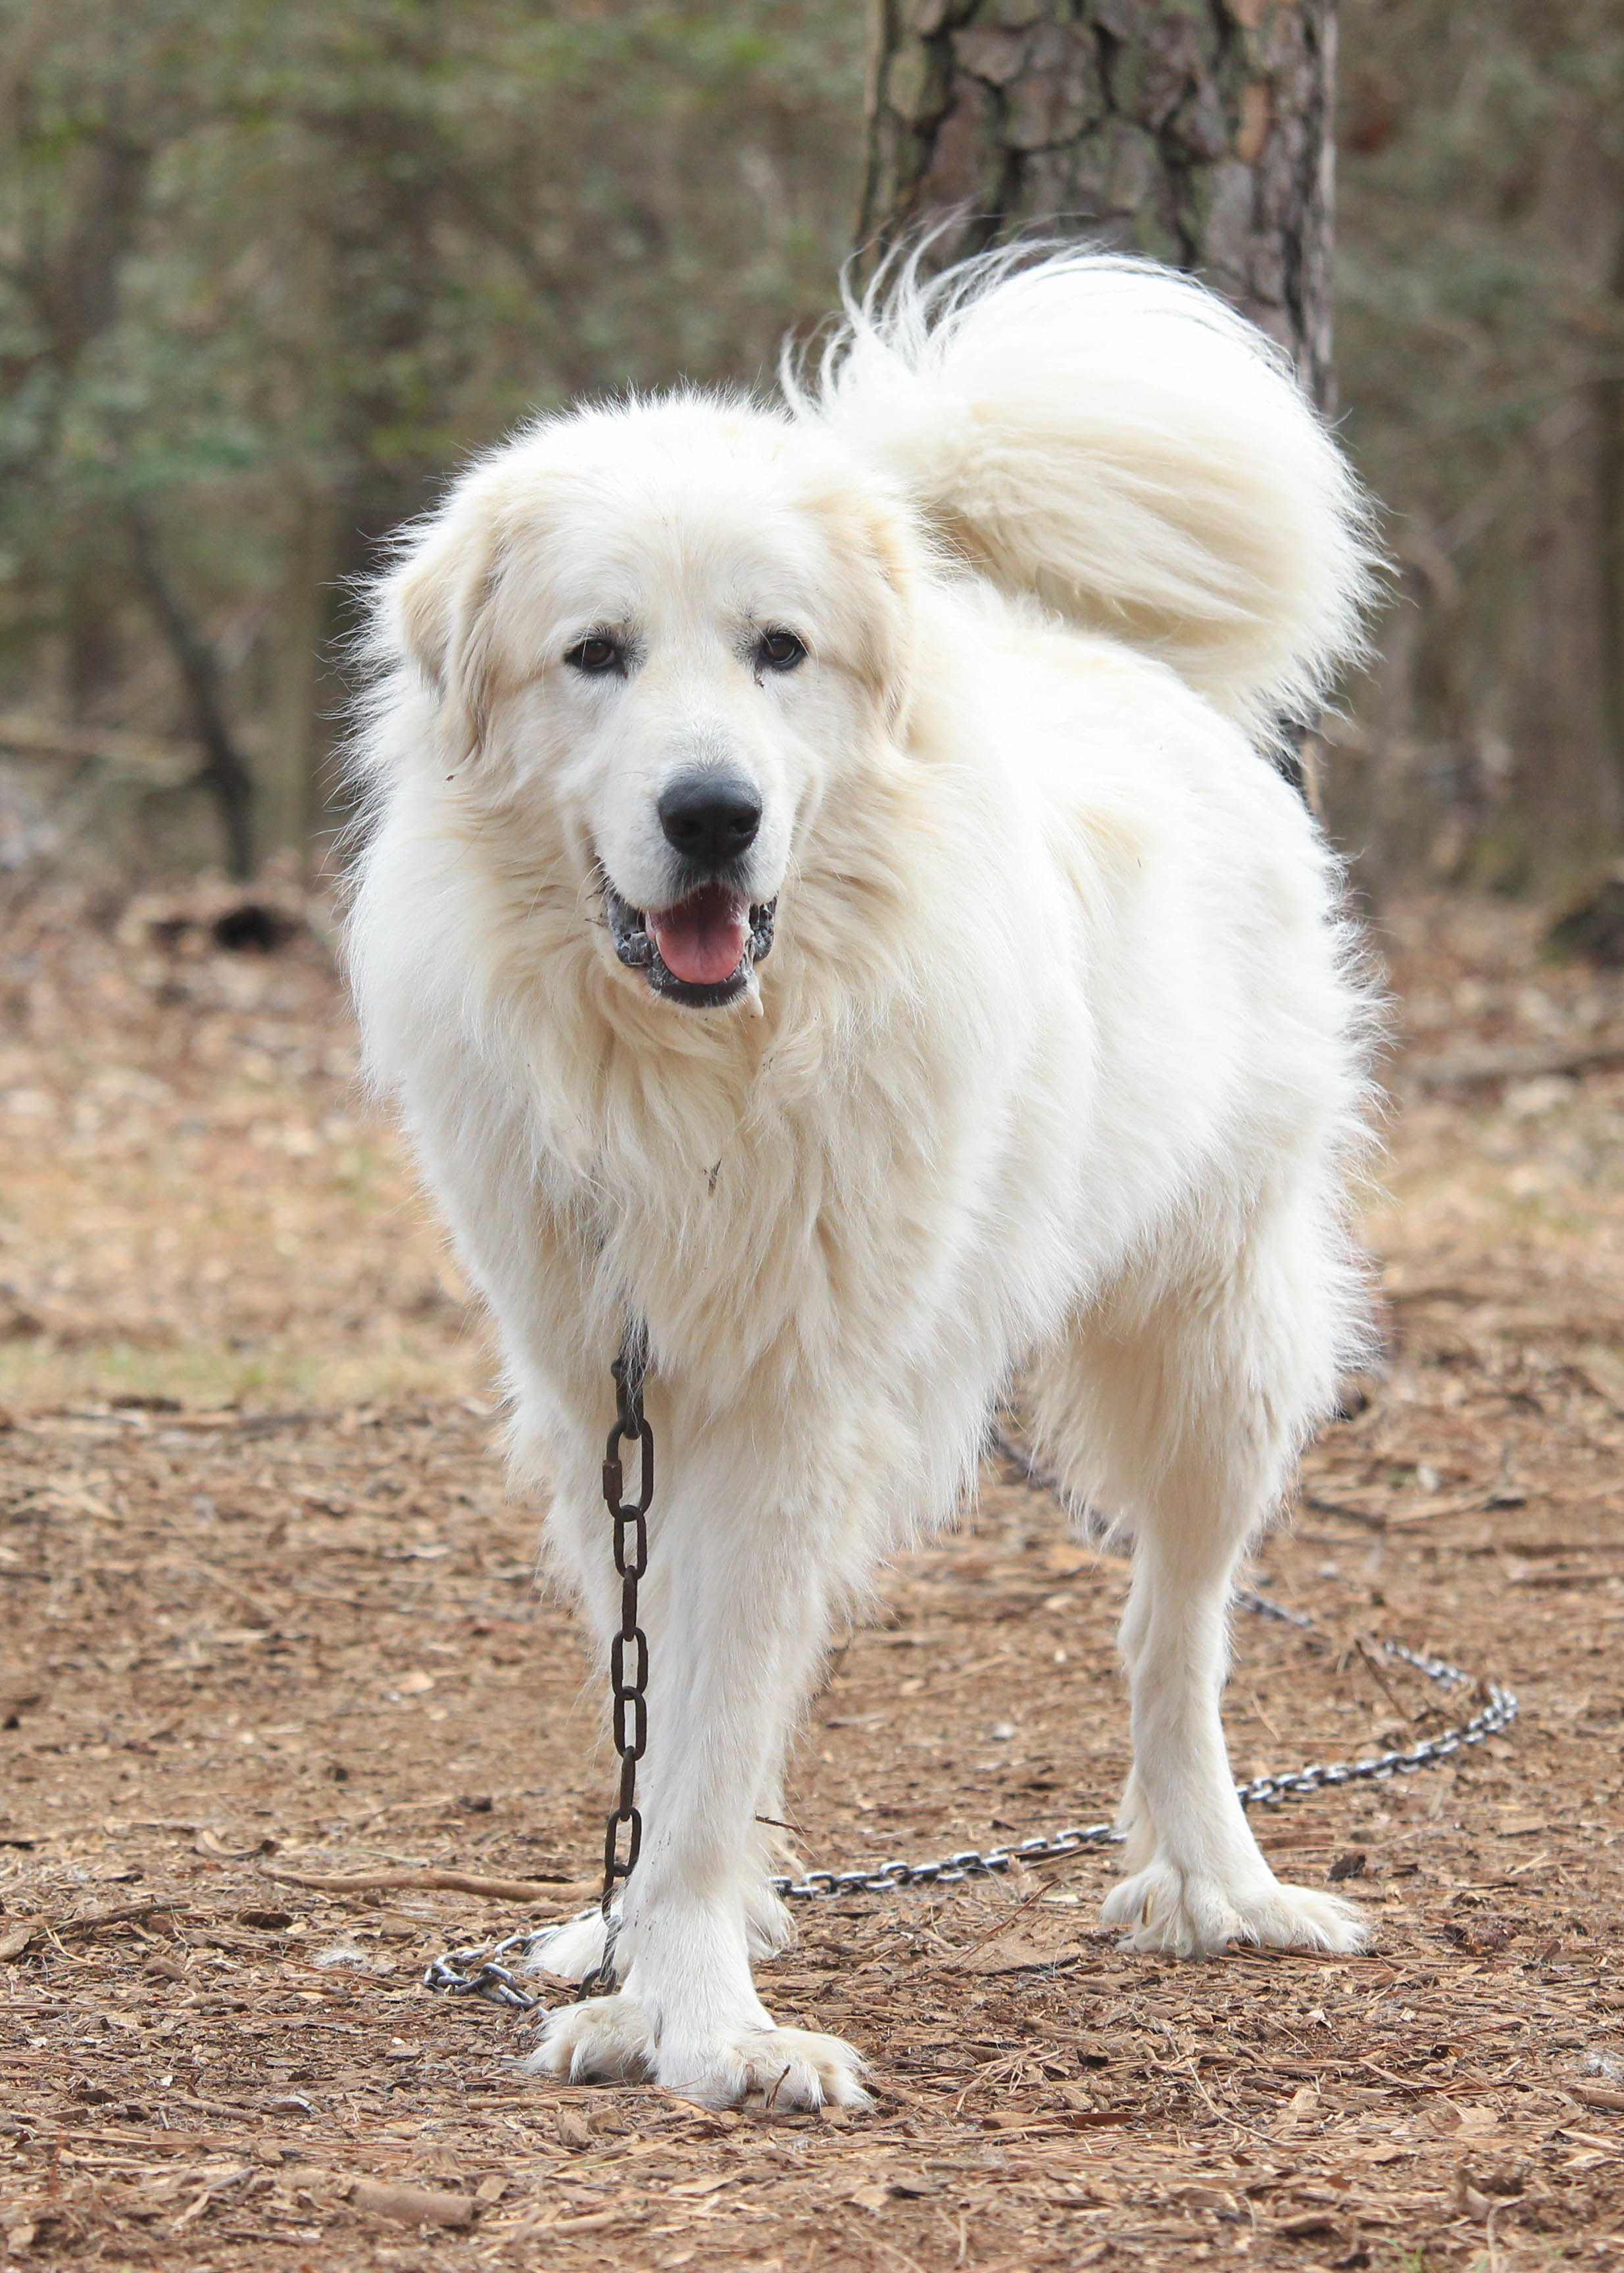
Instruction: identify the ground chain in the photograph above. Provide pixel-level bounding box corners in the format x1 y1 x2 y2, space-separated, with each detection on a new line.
424 1599 1517 2011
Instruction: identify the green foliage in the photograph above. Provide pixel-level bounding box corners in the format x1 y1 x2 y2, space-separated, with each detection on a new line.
0 0 865 857
1342 1 1623 547
1334 0 1624 879
5 0 1621 879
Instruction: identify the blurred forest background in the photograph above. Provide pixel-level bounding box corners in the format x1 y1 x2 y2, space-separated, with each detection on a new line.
1 0 1621 900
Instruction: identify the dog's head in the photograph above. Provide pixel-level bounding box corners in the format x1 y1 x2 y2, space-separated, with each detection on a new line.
376 399 916 1010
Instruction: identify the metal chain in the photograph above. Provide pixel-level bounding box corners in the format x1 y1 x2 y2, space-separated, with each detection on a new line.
424 1926 559 2012
574 1321 653 2001
424 1450 1519 2011
766 1633 1518 1900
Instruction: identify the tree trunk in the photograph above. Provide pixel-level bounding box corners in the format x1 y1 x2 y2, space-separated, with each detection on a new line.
1500 109 1624 890
126 508 257 881
860 0 1339 799
860 0 1339 412
1593 216 1624 843
260 487 337 870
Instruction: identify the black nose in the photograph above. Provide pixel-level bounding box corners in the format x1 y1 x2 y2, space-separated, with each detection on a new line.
657 770 762 870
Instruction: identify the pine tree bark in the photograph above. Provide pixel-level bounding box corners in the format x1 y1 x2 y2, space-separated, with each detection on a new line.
860 0 1338 412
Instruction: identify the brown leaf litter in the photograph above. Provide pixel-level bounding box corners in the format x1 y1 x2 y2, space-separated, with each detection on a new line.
1 879 1623 2268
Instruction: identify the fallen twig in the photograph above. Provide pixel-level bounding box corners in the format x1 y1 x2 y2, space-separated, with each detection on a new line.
1404 1039 1624 1091
0 1897 184 1961
1385 1491 1499 1528
1303 1486 1503 1531
1302 1492 1390 1532
259 1864 596 1905
280 2171 476 2227
1356 1634 1420 1722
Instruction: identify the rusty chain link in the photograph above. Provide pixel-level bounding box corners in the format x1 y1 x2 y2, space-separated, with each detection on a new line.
572 1321 652 2001
424 1394 1519 2011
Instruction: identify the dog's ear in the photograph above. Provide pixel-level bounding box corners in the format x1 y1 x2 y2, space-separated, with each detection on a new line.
820 487 918 734
865 500 918 731
385 501 505 766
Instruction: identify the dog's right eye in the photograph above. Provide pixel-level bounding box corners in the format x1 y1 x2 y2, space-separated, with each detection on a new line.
565 637 620 675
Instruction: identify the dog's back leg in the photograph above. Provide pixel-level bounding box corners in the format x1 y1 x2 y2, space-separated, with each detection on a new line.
1028 1198 1370 1958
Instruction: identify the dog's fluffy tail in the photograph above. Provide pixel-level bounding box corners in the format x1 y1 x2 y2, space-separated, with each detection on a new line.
787 245 1377 734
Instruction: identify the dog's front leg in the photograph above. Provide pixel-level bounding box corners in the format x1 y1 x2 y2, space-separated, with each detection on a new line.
528 1476 870 2111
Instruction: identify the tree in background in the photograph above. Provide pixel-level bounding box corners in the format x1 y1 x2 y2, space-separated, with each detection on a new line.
861 3 1338 408
2 0 1622 894
856 1 1342 802
861 0 1624 896
0 0 863 875
1334 0 1624 892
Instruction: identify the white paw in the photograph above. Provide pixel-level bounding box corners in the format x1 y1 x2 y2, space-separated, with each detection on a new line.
656 2024 871 2113
524 1990 654 2084
1100 1861 1369 1958
524 1907 612 1985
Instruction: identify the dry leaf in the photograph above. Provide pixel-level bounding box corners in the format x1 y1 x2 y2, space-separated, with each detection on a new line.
0 1917 41 1961
1577 1345 1624 1413
1279 2082 1320 2130
1573 2084 1624 2113
194 1827 275 1860
349 2178 474 2228
953 1913 1085 1974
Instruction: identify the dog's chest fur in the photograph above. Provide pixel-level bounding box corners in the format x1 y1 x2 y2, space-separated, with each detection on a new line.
356 761 1100 1438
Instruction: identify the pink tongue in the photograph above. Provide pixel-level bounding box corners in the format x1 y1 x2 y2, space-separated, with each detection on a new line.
649 886 750 987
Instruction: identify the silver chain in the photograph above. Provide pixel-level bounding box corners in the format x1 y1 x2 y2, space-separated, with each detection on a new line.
423 1587 1518 2010
768 1628 1517 1899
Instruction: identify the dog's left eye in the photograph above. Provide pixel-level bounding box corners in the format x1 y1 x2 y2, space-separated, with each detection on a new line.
756 630 806 673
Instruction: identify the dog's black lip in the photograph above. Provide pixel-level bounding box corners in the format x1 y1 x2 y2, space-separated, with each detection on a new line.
599 874 775 1009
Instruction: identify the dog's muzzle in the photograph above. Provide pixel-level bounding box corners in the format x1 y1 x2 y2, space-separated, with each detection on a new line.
603 879 776 1010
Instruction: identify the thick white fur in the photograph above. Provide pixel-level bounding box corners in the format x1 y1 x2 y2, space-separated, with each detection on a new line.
346 250 1379 2113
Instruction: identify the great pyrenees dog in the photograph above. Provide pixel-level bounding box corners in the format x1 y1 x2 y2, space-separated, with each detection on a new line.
347 247 1379 2112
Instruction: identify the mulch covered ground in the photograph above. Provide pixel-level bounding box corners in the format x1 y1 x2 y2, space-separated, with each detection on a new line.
1 879 1623 2270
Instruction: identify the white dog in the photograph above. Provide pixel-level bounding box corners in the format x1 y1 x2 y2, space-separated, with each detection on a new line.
347 248 1379 2112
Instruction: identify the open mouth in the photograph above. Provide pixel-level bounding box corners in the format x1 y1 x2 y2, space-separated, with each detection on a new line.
602 877 777 1008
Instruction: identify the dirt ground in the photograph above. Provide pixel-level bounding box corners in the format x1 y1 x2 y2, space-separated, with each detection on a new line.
3 878 1623 2272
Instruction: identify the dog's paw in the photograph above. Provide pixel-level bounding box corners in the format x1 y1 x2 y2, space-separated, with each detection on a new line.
1100 1861 1369 1959
656 2025 872 2113
524 1907 612 1985
524 1991 654 2084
